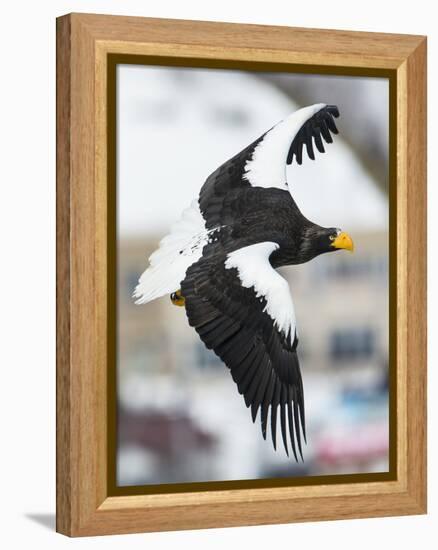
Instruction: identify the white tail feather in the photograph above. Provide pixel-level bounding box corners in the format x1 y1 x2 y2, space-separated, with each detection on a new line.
133 200 210 305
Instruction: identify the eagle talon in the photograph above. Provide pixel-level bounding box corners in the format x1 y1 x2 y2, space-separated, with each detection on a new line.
171 290 185 307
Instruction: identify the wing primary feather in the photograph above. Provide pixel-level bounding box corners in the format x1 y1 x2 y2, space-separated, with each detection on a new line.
327 105 340 118
296 140 303 165
313 129 325 153
305 127 315 160
320 119 333 143
286 144 294 165
251 364 272 423
305 138 315 160
270 381 281 450
228 346 258 381
239 346 266 401
246 355 269 412
292 388 304 461
235 348 261 394
287 387 299 462
280 386 289 457
297 376 307 444
260 371 276 440
326 115 339 134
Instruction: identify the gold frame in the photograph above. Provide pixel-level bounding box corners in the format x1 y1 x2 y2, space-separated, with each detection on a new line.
56 13 427 536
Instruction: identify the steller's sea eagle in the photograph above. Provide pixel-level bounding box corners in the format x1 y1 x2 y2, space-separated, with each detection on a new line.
134 103 354 460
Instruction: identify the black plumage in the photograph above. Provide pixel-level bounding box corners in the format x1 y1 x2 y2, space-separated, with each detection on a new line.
179 105 347 458
136 103 353 460
181 247 305 457
287 105 339 165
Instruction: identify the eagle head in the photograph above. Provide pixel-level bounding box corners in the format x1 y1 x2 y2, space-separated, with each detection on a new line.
300 226 354 262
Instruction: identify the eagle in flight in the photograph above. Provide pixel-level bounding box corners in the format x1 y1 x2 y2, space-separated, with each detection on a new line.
134 103 354 461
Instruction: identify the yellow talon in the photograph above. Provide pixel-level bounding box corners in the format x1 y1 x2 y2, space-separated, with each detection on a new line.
170 290 185 307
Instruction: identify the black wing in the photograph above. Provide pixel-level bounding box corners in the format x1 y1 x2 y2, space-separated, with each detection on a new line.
199 104 340 230
287 105 340 165
181 244 306 459
198 136 264 230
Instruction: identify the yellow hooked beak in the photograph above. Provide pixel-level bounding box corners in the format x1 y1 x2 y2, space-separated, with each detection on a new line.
331 231 354 252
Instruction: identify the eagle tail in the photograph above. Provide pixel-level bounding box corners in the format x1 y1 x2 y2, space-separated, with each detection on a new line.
133 200 208 305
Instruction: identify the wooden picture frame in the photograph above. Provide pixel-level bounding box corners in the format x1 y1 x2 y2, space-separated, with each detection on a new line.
56 13 427 537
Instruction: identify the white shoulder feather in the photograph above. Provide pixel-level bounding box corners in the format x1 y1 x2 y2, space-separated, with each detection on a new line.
225 242 296 342
134 200 213 304
243 103 326 190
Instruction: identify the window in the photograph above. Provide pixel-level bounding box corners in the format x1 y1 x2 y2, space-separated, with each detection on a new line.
330 328 375 361
312 255 388 282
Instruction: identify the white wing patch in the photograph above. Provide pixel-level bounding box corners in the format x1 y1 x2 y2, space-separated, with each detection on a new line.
225 242 296 342
134 200 217 304
243 103 326 190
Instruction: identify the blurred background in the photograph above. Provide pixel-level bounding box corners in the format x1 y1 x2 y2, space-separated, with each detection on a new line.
116 65 389 486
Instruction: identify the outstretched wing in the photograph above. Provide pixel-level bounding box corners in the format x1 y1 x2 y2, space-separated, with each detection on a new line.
199 103 340 230
181 241 306 459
